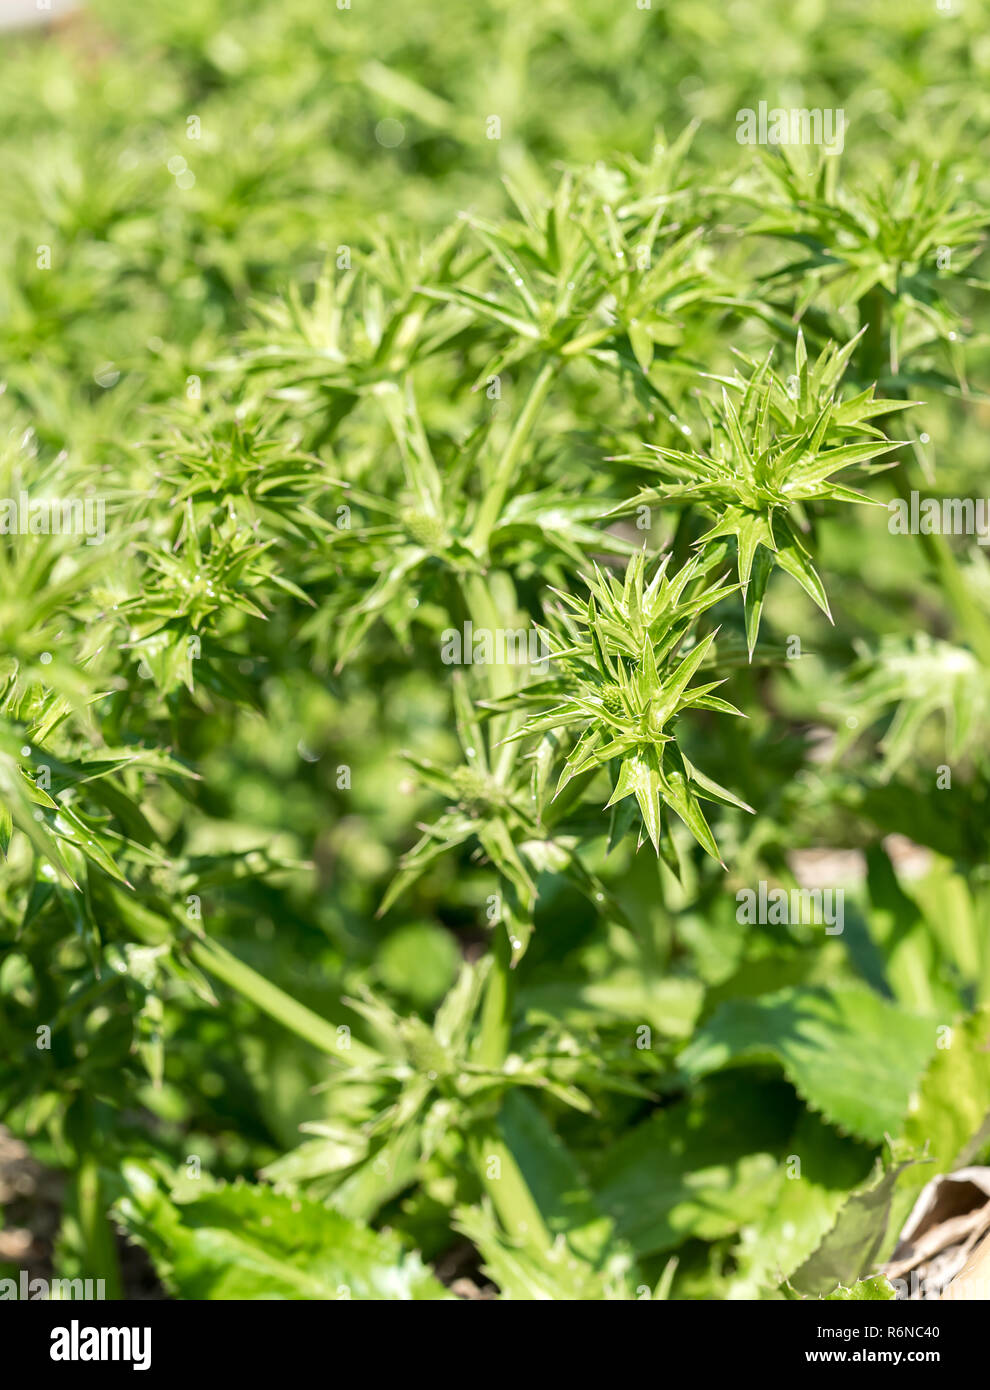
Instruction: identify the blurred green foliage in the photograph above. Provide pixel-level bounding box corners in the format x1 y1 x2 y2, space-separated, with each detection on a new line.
1 0 989 1301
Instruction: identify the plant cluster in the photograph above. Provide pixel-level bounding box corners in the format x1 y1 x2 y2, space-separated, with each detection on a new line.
1 0 990 1302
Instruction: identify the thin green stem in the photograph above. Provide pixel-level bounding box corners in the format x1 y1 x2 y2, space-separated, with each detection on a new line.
890 471 990 667
455 566 541 1233
466 1126 552 1252
459 569 520 779
459 572 514 703
475 924 514 1068
861 289 990 666
459 571 517 1065
75 1154 122 1299
469 360 557 555
189 935 378 1067
67 1098 122 1300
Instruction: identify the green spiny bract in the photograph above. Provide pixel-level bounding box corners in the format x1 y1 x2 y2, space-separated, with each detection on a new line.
498 551 751 865
2 0 990 1307
609 336 910 652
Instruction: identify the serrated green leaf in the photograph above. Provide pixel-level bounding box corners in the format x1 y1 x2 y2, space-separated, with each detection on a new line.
680 987 937 1144
115 1165 450 1300
594 1077 798 1255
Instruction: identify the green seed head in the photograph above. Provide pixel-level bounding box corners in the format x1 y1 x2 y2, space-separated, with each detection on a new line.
598 683 625 716
401 509 446 550
451 764 499 808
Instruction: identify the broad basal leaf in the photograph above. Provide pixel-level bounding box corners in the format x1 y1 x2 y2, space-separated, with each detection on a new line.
592 1076 798 1256
788 1150 920 1296
679 986 937 1144
729 1109 876 1296
114 1165 450 1300
902 1005 990 1172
